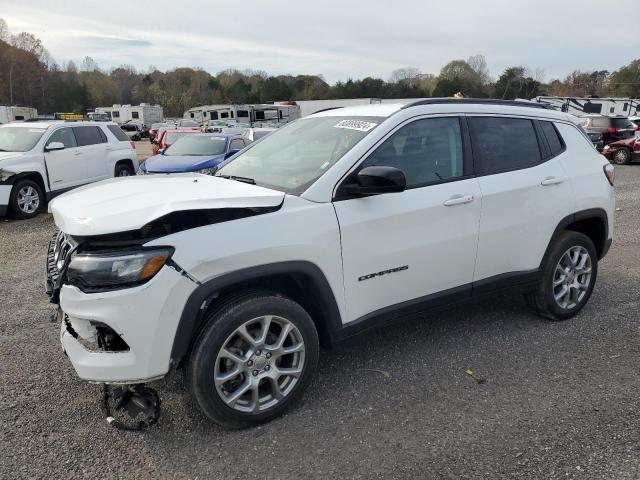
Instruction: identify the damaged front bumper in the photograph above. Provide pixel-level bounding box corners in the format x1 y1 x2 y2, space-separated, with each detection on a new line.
58 264 198 383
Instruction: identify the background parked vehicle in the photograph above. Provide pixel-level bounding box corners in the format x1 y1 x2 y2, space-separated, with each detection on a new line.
602 132 640 165
0 121 137 219
138 133 250 174
149 122 175 142
242 127 276 142
120 122 143 141
587 132 604 151
152 128 200 155
580 115 636 145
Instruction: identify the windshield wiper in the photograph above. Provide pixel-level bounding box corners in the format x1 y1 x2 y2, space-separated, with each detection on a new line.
216 174 256 185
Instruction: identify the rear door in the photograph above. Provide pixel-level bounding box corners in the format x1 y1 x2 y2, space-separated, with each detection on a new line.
74 126 110 180
334 116 482 322
43 127 86 190
469 116 575 285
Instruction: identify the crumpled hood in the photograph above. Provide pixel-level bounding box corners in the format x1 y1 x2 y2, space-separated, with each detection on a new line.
49 174 284 236
0 152 25 164
144 153 227 173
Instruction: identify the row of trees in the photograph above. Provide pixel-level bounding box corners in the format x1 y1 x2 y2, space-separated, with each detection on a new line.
1 18 639 117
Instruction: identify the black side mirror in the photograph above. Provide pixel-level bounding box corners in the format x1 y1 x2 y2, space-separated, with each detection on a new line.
344 166 406 196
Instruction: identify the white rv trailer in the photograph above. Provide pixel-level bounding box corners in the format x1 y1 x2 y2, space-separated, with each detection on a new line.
0 106 38 123
184 104 301 126
94 103 164 127
533 97 640 117
294 98 382 117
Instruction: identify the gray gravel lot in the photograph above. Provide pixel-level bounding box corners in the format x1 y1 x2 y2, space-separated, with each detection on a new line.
1 167 639 479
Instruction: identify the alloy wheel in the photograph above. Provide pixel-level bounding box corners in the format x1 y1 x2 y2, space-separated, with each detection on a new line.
552 246 592 310
214 315 306 413
16 186 40 214
613 149 629 165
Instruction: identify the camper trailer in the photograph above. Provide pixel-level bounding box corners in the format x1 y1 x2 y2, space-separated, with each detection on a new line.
533 97 640 117
184 104 301 126
94 103 164 127
0 106 38 123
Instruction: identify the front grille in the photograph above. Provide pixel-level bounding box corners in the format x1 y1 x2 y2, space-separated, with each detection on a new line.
45 230 77 302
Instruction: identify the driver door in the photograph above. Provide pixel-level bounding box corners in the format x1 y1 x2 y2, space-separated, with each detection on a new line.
333 116 482 322
44 127 87 191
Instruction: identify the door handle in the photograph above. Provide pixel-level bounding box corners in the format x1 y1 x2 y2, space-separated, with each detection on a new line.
443 194 474 206
541 176 563 186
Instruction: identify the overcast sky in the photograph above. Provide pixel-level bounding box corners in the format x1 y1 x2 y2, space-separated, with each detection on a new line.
2 0 638 84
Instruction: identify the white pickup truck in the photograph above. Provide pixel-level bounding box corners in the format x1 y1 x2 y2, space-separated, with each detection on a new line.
0 121 137 219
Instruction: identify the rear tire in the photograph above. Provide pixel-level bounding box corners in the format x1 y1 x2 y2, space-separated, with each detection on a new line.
9 179 43 219
612 147 631 165
525 231 598 321
115 163 134 177
187 291 319 429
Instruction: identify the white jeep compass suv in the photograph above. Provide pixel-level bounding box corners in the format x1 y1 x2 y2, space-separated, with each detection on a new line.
0 121 137 219
45 100 615 428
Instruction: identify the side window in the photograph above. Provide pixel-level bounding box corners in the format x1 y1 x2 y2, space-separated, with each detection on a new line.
107 125 130 142
112 111 120 118
132 112 139 119
73 126 105 146
46 128 77 149
468 117 541 174
361 117 464 187
230 139 245 150
540 121 564 157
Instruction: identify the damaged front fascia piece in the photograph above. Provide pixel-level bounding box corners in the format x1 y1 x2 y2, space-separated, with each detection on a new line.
75 205 281 251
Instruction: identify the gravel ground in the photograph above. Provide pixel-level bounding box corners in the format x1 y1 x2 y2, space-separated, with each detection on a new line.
1 166 639 479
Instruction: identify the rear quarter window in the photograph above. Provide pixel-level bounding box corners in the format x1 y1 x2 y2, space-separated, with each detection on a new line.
540 121 564 156
107 125 130 142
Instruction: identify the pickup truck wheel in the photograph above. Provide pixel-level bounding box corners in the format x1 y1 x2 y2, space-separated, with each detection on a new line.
612 147 631 165
187 292 319 429
525 231 597 321
115 164 134 177
9 179 43 219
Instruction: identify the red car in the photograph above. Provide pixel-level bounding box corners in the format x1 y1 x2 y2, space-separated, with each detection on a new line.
152 128 200 155
602 134 640 165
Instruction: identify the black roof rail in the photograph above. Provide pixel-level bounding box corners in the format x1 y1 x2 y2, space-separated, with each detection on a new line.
401 98 552 110
312 106 344 114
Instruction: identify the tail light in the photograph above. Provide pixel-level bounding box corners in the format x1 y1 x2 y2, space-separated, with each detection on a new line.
603 164 614 186
606 127 619 134
130 141 136 149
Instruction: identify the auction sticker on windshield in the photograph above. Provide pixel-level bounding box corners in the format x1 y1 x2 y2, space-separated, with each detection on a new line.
334 120 377 132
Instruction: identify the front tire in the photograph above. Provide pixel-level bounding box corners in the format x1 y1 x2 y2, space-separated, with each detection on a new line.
187 291 319 428
9 179 43 219
612 147 631 165
115 163 134 177
525 231 598 321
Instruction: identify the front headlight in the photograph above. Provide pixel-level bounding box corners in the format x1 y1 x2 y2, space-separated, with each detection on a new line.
0 168 17 183
66 247 174 292
197 167 217 175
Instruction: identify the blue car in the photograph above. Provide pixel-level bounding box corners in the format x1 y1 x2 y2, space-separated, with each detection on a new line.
138 133 250 175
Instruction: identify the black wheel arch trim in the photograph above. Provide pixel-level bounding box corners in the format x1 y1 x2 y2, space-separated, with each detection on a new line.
541 208 610 265
170 261 343 366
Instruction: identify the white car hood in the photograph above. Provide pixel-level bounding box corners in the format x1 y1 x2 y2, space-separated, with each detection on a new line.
49 174 285 236
0 152 25 163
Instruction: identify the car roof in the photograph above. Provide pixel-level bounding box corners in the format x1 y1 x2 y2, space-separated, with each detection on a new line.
309 98 576 122
186 133 240 139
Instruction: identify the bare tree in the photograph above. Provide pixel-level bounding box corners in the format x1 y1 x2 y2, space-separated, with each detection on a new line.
467 54 491 85
389 67 421 85
0 17 9 42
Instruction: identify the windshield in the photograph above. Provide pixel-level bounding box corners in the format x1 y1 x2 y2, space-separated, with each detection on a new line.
165 135 227 156
165 132 193 144
0 127 46 152
217 116 382 194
